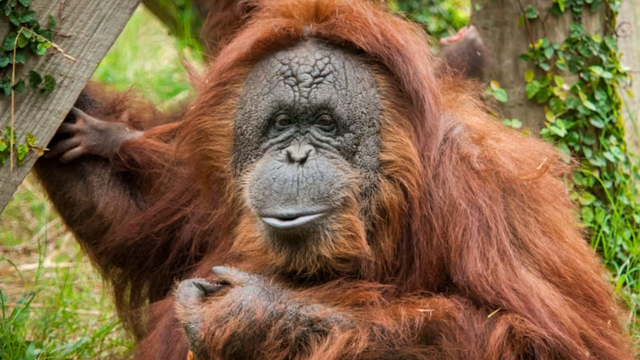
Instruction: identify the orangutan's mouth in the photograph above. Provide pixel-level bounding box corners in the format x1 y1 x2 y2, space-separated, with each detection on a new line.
259 206 329 229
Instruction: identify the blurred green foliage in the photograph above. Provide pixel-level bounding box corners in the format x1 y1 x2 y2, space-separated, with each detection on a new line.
390 0 470 39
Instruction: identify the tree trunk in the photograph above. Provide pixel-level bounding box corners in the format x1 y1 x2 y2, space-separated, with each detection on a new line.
618 0 639 149
473 0 607 132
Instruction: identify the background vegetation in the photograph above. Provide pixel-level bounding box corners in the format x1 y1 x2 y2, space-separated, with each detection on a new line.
1 1 638 359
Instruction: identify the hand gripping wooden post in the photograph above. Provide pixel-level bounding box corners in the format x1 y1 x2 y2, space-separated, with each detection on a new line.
0 0 140 214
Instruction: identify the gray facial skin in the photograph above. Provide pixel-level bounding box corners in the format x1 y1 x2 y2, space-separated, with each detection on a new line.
233 39 381 245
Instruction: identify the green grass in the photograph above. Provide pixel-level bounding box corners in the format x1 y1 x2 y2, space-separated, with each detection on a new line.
0 6 194 359
1 3 640 359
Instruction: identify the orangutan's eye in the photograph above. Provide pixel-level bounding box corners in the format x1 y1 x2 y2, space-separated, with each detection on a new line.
316 115 335 132
275 114 293 129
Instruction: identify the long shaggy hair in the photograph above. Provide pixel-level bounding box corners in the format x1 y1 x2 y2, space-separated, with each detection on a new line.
76 0 632 358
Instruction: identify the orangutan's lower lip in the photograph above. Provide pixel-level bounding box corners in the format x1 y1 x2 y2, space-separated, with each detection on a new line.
259 207 329 229
261 212 326 229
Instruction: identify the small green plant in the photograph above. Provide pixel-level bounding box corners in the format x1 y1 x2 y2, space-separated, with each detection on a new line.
0 126 40 166
484 80 509 103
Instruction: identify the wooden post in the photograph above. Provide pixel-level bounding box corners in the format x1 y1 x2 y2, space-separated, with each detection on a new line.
618 0 639 148
473 0 607 131
0 0 140 214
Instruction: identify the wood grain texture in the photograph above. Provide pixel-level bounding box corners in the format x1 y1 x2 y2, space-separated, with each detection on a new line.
619 0 639 148
0 0 140 214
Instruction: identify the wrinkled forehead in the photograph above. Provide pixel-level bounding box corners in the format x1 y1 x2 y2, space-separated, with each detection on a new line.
233 40 381 173
238 39 379 112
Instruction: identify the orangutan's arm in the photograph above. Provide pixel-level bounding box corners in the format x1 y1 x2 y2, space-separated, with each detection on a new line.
34 88 180 260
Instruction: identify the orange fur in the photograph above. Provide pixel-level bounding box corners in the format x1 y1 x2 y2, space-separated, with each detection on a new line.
36 0 632 358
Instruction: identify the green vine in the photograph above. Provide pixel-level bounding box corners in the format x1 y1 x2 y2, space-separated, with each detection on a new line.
0 0 64 168
519 0 639 308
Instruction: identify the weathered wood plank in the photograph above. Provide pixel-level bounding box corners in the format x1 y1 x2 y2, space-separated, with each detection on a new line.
619 0 639 148
0 0 140 214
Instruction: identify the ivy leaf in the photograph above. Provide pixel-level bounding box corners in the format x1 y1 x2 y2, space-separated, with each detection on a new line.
16 142 28 165
17 31 30 48
556 0 566 12
35 41 50 55
12 48 27 64
603 151 616 163
583 100 597 111
524 69 535 83
503 119 522 129
12 79 25 93
48 14 57 31
9 12 19 26
25 132 36 147
545 108 556 122
556 57 567 71
553 75 564 87
0 138 7 152
583 147 593 159
28 70 42 90
569 23 584 38
550 125 567 137
5 125 16 144
581 206 594 225
589 117 605 128
0 78 11 95
36 28 52 42
583 133 596 146
525 80 540 99
525 5 539 19
579 192 596 206
578 91 597 111
0 52 10 68
544 47 554 59
43 74 56 93
604 36 617 51
550 97 565 113
536 88 552 103
18 0 30 6
3 32 17 51
493 88 508 102
589 65 604 77
19 11 36 24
